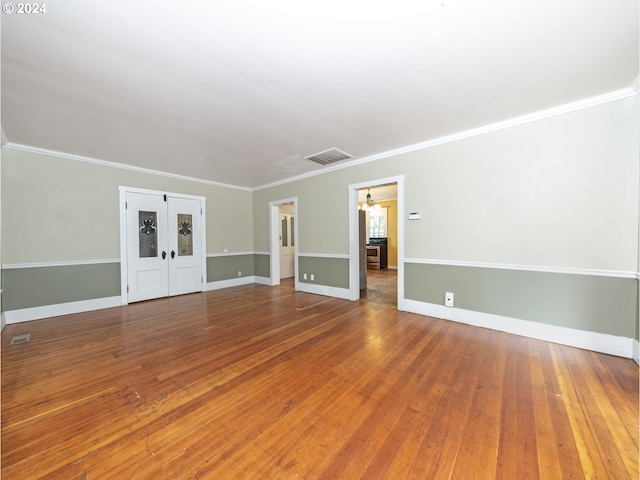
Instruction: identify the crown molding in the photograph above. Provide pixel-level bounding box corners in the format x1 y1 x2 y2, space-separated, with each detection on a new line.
2 143 252 192
254 87 638 191
3 87 636 194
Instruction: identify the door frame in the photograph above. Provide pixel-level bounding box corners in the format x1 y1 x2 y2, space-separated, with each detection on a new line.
119 186 207 305
269 197 298 287
347 175 404 304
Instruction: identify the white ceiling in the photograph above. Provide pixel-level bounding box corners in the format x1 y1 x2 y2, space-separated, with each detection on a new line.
2 1 638 189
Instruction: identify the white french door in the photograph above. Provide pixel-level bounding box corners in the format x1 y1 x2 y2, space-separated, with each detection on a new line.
124 190 204 303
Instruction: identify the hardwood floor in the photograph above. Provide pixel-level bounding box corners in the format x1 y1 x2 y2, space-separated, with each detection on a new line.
360 268 398 307
2 273 638 479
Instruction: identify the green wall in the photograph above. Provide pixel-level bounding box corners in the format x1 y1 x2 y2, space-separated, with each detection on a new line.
206 254 255 281
253 96 639 339
1 96 638 345
1 263 120 310
1 148 255 311
405 263 637 338
254 253 270 278
1 148 254 264
298 257 349 289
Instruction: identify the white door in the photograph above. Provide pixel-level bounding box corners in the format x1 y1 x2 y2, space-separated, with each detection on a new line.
168 196 203 296
280 212 294 279
126 191 203 302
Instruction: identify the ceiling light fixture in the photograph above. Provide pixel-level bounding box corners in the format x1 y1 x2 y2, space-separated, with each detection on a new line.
360 189 381 211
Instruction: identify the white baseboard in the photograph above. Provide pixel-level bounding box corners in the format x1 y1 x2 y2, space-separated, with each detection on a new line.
2 277 271 324
400 299 635 359
2 296 122 325
296 282 352 300
206 276 256 290
253 276 272 286
633 340 639 365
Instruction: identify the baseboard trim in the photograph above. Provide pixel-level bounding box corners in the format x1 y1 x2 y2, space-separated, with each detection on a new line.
400 299 634 359
296 282 352 300
2 296 122 325
206 276 256 290
633 340 639 365
3 278 272 324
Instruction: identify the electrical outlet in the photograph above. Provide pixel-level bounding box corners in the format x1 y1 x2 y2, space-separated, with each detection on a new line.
303 273 307 280
238 270 242 277
310 274 315 281
445 292 454 307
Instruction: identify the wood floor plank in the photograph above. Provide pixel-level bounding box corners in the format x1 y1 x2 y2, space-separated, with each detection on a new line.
2 270 638 479
559 346 638 478
448 327 504 479
539 342 587 479
409 326 489 478
516 337 541 479
529 340 564 480
496 335 520 479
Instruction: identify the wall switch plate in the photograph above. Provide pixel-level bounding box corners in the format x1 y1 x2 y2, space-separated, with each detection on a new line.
445 292 454 307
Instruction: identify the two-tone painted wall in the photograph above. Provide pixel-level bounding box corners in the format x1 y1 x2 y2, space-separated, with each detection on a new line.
253 95 639 358
0 147 258 323
1 94 638 359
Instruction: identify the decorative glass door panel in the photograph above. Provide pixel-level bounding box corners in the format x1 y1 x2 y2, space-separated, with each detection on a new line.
177 213 193 256
281 216 288 247
139 211 158 258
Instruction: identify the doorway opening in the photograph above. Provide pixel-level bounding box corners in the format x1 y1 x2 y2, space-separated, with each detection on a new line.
358 184 398 306
348 176 404 307
269 197 298 287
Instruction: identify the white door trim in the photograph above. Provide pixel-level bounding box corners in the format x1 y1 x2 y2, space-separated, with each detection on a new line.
269 197 298 287
119 186 207 305
347 176 404 303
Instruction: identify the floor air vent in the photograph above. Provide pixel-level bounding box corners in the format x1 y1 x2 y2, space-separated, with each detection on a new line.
10 333 31 345
305 148 353 165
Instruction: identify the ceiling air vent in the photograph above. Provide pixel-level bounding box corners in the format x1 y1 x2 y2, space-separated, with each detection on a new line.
304 148 353 165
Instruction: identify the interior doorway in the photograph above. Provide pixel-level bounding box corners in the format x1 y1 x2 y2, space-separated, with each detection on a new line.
348 176 404 305
269 197 298 286
279 204 295 279
358 184 398 303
